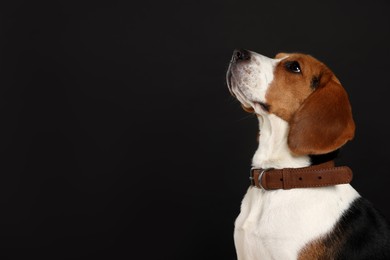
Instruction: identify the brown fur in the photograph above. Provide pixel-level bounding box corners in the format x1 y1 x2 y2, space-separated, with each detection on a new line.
298 238 338 260
298 222 346 260
266 53 325 121
298 239 328 260
288 78 355 155
265 53 355 155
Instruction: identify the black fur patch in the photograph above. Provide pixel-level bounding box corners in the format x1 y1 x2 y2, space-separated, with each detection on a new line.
334 197 390 259
309 150 340 165
311 76 320 89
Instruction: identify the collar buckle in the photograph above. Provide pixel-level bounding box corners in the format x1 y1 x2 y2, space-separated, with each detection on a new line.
250 167 273 189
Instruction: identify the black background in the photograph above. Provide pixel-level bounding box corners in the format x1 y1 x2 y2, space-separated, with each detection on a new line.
1 0 390 259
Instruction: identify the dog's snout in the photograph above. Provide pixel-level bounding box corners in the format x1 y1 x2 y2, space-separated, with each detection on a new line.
233 49 250 62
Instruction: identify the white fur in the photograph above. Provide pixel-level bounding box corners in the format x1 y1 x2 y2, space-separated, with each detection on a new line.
229 51 360 259
252 112 310 169
228 51 280 109
234 185 359 259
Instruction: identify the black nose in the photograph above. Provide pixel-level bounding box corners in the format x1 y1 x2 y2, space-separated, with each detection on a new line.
233 49 250 62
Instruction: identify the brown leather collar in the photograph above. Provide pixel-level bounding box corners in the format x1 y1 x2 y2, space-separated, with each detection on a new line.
250 161 353 190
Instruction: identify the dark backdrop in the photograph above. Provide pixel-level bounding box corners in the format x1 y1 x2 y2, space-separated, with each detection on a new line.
1 0 390 259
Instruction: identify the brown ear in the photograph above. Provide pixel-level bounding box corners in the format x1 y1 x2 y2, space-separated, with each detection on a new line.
288 80 355 155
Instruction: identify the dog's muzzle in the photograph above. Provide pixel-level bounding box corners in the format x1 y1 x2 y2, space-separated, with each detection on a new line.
231 49 251 63
227 49 251 96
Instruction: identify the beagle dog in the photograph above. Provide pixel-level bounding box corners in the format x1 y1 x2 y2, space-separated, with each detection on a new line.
226 49 390 260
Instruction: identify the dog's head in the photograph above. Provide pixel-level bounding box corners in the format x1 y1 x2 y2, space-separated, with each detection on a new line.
226 49 355 155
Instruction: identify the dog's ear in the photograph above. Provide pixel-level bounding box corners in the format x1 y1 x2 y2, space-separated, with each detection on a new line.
288 79 355 155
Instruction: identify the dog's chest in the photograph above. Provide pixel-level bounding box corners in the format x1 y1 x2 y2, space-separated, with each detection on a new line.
234 185 359 260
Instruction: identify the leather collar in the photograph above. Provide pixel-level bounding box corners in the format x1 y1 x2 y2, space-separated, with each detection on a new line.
250 161 353 190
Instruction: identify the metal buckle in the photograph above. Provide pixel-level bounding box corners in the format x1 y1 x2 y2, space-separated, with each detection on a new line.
258 169 268 190
250 168 273 190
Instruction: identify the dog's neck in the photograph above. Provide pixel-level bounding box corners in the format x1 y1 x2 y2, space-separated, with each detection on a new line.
252 113 311 169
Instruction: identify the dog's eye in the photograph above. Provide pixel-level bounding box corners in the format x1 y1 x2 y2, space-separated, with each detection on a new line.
285 61 301 73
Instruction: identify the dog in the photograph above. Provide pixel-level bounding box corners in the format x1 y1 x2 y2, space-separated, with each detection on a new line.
226 49 390 260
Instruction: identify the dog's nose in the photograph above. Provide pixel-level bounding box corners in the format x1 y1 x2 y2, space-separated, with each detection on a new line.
233 49 250 62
